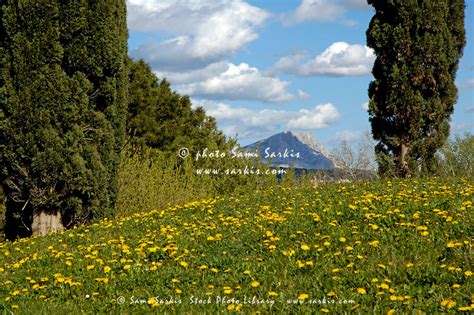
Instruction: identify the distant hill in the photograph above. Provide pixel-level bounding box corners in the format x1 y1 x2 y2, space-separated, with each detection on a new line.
244 131 335 170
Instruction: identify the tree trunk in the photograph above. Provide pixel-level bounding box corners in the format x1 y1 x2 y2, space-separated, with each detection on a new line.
398 143 411 177
31 209 64 235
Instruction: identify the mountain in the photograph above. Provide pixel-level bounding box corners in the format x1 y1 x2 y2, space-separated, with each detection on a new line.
292 131 332 158
244 131 334 170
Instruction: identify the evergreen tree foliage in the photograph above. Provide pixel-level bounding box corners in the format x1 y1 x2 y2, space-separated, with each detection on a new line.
126 58 262 195
0 0 128 239
367 0 466 177
127 58 228 157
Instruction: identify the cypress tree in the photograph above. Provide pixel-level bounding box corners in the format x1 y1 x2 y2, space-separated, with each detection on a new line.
367 0 466 177
0 0 128 239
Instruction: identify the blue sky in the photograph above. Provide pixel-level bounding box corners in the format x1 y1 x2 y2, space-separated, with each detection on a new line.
127 0 474 148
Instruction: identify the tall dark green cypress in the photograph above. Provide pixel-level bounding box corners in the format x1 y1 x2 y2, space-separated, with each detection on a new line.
59 0 128 217
367 0 466 177
0 0 128 239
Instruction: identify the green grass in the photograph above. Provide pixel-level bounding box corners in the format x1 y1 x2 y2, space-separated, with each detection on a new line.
0 178 472 314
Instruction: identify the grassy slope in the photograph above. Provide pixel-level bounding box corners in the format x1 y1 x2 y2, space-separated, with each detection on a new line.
0 178 472 314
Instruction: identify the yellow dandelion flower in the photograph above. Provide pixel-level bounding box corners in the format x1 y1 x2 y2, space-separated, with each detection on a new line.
380 283 389 290
339 237 346 242
94 278 109 284
369 240 379 247
250 281 260 288
179 261 188 267
148 247 158 253
440 300 456 309
244 270 251 275
357 288 366 295
103 266 111 273
300 244 310 251
465 271 473 277
298 293 309 300
268 291 278 297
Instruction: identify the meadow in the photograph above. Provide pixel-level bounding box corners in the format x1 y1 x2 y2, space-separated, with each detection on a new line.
0 178 472 314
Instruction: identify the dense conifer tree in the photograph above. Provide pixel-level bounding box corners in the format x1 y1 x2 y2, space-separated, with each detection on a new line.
367 0 466 177
0 0 128 239
127 59 228 157
126 58 258 195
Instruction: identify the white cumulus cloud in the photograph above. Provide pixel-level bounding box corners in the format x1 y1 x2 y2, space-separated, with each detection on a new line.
193 100 340 140
159 62 297 103
287 103 340 129
286 0 345 24
127 0 269 71
272 42 375 76
283 0 371 25
334 130 364 142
